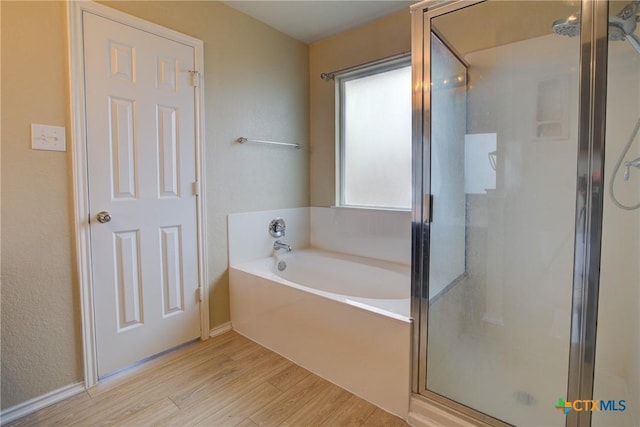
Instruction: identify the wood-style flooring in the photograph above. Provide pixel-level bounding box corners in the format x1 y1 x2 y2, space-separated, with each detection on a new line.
6 331 409 426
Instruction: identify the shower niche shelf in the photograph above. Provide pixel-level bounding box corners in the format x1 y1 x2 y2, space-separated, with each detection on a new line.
535 77 569 140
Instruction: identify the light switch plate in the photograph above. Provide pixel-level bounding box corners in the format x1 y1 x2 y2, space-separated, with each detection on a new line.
31 124 66 152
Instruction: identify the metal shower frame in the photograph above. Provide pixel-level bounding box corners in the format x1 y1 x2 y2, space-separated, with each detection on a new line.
409 1 612 426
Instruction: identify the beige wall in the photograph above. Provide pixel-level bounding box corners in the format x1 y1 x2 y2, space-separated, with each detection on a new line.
1 1 83 410
1 0 308 410
308 10 411 207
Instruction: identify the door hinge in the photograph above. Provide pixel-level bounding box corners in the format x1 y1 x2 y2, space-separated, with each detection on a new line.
192 181 200 196
196 286 203 302
188 70 200 87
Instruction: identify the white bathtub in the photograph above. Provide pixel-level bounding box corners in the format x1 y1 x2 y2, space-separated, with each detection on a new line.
230 248 412 418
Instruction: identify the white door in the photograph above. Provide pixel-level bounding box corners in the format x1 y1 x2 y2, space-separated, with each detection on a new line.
83 12 201 377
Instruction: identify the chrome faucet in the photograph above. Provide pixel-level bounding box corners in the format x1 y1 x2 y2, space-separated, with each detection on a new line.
273 240 292 252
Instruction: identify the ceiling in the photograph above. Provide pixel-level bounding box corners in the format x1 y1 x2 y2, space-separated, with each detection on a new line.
221 0 417 44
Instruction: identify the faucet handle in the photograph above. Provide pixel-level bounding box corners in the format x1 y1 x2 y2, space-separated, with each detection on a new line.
269 218 286 238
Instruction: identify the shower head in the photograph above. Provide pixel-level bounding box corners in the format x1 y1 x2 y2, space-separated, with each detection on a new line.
551 0 640 54
551 14 580 38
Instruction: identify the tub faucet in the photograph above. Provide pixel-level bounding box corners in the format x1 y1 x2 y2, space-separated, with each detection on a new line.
273 240 292 252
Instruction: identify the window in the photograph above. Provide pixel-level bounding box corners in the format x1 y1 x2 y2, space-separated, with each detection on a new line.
337 57 412 210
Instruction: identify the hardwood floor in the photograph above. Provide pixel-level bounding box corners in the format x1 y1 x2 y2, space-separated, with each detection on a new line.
6 331 409 426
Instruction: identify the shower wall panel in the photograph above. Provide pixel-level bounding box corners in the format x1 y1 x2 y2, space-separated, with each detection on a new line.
592 30 640 427
428 36 466 300
465 33 579 366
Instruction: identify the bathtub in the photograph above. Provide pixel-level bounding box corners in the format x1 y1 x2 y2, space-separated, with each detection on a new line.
229 248 412 418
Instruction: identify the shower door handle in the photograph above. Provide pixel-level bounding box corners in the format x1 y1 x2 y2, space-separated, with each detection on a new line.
424 194 433 223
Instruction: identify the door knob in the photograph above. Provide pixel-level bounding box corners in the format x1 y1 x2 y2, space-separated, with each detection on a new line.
96 211 112 223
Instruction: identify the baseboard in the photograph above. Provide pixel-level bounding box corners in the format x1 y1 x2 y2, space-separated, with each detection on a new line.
0 382 85 425
209 321 232 337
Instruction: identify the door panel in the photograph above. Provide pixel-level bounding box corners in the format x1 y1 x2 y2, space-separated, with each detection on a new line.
83 12 200 377
157 106 180 198
110 97 137 199
420 2 581 425
113 230 143 331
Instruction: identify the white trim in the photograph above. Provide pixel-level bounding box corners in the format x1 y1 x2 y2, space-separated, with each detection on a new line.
193 30 210 342
67 0 209 389
67 0 98 389
0 382 85 425
329 205 411 214
408 396 487 427
210 322 233 338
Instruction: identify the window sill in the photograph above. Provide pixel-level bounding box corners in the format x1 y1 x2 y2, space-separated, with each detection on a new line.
330 205 411 215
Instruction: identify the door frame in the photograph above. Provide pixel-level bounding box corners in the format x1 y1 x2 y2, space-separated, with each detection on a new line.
67 0 209 388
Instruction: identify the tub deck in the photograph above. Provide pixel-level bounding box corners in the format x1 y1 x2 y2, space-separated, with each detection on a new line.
235 249 411 320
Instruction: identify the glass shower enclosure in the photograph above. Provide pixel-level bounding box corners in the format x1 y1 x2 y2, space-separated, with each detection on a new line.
410 1 639 426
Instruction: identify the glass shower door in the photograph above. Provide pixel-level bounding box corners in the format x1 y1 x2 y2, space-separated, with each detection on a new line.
421 1 582 425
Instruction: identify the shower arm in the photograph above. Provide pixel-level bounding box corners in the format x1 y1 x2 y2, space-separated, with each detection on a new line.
624 157 640 167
